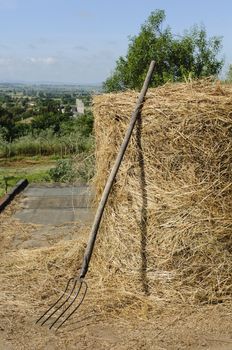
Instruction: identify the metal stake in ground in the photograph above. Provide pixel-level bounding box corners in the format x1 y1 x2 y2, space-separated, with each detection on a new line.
36 60 155 331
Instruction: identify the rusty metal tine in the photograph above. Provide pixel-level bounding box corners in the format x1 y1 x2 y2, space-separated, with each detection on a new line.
55 280 88 331
49 280 84 329
36 277 74 325
40 278 78 326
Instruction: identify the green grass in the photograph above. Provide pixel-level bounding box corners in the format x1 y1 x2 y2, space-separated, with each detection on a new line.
0 154 68 163
0 132 94 158
0 159 54 196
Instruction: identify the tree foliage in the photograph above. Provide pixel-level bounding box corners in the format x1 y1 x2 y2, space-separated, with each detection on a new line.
226 64 232 82
103 10 223 92
49 159 75 182
0 105 29 140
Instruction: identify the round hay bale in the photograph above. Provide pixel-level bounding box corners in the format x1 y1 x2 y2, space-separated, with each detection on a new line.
92 79 232 304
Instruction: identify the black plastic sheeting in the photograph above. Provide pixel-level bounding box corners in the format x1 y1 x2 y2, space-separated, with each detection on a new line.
0 179 28 213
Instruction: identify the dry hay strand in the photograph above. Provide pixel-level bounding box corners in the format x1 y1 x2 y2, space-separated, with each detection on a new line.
0 195 38 251
1 79 231 346
91 79 232 306
0 196 95 339
0 234 87 335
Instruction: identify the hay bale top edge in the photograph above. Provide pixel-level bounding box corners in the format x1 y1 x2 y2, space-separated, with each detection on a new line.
93 79 232 106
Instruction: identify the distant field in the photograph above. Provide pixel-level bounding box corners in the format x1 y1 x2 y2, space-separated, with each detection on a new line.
0 156 56 197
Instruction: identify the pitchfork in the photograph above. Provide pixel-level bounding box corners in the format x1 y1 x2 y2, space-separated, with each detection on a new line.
36 60 155 331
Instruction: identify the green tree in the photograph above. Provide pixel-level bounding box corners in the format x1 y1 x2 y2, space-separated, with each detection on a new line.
0 106 14 140
226 64 232 82
31 112 70 133
103 10 223 92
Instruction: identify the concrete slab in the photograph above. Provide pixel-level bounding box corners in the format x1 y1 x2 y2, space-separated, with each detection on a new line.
15 208 95 225
14 184 94 226
22 184 90 197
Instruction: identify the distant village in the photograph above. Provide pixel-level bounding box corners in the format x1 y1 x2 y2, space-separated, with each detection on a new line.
0 83 102 124
0 83 98 161
62 98 85 117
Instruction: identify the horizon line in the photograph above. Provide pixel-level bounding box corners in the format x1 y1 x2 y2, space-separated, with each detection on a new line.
0 80 103 86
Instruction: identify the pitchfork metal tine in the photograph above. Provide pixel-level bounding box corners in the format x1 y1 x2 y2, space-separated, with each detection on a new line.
54 280 88 331
49 278 83 329
41 278 78 327
36 278 88 330
36 277 74 325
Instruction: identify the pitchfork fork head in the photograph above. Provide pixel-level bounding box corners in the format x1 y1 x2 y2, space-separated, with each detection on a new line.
36 276 88 331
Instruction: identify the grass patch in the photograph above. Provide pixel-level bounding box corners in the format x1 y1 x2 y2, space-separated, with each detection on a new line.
0 158 54 196
0 155 59 166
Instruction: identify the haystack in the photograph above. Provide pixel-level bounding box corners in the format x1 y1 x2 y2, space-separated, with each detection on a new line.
92 79 232 304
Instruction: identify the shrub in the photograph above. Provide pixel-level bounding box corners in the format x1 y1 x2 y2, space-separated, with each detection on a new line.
49 159 76 182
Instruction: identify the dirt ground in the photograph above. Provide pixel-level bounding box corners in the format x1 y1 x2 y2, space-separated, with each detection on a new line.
0 197 231 350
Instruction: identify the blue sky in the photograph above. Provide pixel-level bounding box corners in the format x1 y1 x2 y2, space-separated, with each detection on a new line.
0 0 231 83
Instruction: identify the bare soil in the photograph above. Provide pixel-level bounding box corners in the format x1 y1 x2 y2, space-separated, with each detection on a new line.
0 197 231 350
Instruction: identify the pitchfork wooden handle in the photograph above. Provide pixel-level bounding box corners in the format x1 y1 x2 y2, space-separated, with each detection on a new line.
79 60 155 279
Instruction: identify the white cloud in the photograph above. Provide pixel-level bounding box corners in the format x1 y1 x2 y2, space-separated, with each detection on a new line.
28 44 36 50
0 43 10 50
0 50 117 83
27 57 57 65
0 57 12 65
